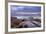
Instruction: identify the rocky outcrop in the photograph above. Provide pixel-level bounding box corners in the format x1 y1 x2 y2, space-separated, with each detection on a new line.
11 17 22 28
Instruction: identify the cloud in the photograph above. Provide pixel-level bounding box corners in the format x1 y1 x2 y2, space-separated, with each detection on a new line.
15 12 40 14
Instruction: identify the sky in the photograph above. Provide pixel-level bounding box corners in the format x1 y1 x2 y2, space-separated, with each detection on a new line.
11 5 41 17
